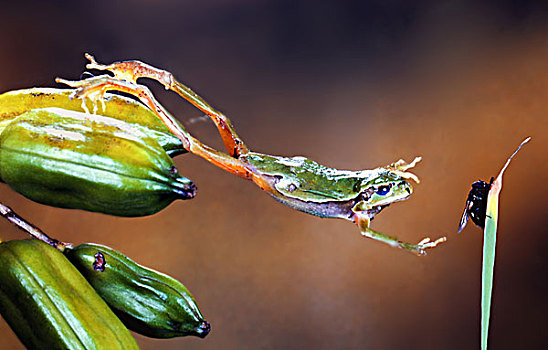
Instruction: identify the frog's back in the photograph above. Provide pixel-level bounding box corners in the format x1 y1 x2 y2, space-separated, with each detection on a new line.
244 152 372 202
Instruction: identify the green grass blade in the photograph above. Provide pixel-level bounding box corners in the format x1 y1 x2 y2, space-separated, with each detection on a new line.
481 190 498 350
480 137 530 350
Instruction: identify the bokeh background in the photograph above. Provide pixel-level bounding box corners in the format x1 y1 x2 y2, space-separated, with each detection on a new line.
0 1 546 349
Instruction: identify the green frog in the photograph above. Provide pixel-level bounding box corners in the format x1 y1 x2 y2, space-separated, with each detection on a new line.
56 54 446 255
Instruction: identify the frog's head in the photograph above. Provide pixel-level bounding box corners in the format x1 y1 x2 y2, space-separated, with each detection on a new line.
352 167 418 218
362 169 413 204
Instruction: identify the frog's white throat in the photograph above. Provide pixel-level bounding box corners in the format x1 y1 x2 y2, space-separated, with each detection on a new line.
372 190 411 208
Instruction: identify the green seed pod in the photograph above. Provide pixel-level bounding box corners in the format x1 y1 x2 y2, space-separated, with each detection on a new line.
0 87 186 156
65 243 210 339
0 108 196 216
0 239 139 350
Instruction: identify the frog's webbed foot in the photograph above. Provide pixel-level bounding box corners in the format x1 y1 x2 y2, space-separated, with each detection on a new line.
55 75 111 115
57 74 147 102
55 74 191 148
385 156 421 183
399 236 447 256
85 53 170 86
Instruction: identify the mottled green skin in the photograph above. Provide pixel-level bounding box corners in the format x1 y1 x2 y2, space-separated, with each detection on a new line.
243 152 413 219
65 243 209 339
0 240 138 350
0 108 196 217
0 87 186 156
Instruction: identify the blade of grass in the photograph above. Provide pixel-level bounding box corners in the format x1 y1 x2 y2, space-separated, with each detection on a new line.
481 137 530 350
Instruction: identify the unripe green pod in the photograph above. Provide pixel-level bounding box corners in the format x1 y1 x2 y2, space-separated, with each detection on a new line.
0 87 186 156
65 243 210 339
0 108 196 216
0 239 139 350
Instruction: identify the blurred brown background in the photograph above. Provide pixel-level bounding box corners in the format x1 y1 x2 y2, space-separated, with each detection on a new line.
0 1 547 349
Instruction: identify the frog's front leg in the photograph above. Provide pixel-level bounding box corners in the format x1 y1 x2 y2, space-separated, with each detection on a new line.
354 212 446 256
384 156 422 183
84 53 249 158
388 156 421 171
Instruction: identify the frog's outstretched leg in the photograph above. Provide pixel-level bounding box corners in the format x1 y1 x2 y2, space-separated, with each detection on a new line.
84 53 249 159
55 75 255 180
354 213 446 256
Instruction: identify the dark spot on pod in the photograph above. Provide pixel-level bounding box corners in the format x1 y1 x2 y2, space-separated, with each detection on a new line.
93 252 106 272
179 183 197 199
288 183 297 192
168 166 178 175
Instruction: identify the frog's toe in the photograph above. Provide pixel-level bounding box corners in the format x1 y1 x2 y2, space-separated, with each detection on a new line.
417 237 432 245
417 236 447 253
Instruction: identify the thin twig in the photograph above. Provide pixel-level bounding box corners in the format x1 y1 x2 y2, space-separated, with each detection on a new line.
0 202 71 252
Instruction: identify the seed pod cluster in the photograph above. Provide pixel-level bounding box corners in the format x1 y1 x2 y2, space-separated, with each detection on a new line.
0 82 209 346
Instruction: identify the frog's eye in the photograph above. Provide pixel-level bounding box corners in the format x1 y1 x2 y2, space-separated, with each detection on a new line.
375 185 391 196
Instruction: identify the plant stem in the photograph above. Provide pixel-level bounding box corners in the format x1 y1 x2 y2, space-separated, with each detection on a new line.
0 202 71 252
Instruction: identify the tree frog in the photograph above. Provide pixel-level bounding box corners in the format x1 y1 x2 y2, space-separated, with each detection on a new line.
56 54 446 256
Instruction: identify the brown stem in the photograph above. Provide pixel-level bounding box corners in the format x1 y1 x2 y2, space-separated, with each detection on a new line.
0 202 71 252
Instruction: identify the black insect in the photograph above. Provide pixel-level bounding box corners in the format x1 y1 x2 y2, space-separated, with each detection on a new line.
458 177 494 233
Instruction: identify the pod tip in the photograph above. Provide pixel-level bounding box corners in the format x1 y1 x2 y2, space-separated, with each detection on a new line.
196 320 211 338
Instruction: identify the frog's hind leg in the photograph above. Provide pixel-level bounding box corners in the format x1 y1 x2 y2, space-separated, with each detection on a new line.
55 74 254 180
354 214 446 256
84 53 249 159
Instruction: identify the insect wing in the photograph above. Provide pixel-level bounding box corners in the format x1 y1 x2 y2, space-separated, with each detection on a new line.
457 200 472 233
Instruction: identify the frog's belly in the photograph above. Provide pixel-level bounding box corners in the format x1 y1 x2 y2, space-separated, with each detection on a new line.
267 191 356 220
255 173 357 219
